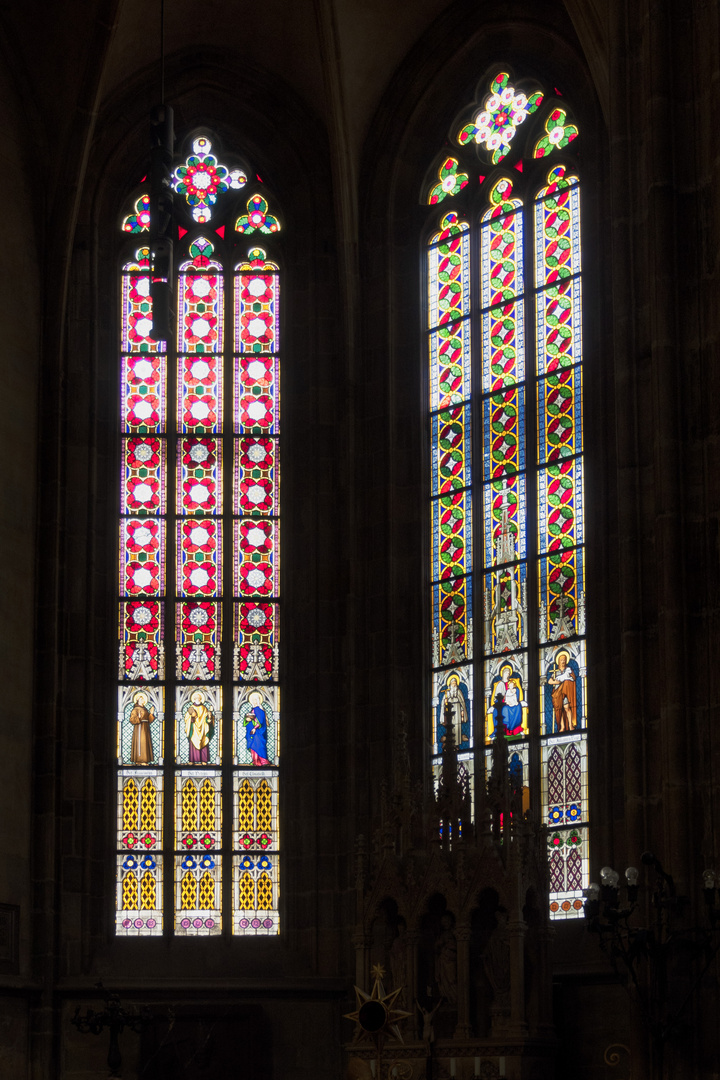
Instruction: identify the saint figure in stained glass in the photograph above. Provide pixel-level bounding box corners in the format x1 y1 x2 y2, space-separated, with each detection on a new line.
487 664 528 738
545 649 578 733
239 690 271 766
118 127 282 936
130 690 155 765
437 672 471 752
185 689 215 763
426 70 587 918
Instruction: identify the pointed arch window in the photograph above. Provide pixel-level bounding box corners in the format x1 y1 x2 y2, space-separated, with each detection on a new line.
117 132 282 936
426 73 587 918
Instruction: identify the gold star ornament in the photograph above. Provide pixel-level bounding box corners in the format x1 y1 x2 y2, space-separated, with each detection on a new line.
344 964 413 1044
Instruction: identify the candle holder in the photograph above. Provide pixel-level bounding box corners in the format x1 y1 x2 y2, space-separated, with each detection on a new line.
71 983 152 1078
584 855 720 1078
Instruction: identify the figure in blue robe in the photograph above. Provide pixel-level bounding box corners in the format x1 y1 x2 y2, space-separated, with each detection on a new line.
241 691 270 765
488 665 528 737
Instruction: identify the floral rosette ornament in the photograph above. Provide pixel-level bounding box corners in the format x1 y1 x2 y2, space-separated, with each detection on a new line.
127 354 162 389
124 600 161 634
182 557 217 596
123 438 164 512
183 311 218 351
125 518 161 554
127 436 162 470
237 602 273 640
180 519 216 556
181 831 216 850
121 600 162 678
457 72 543 163
548 829 582 853
237 435 273 474
238 560 274 597
238 471 274 513
127 306 155 349
126 271 150 308
428 157 469 205
123 521 162 595
548 553 575 596
239 518 274 553
238 353 274 394
240 308 274 350
183 393 218 431
180 519 217 596
125 392 161 431
238 832 272 850
238 271 275 306
125 561 160 596
180 600 217 635
182 475 215 513
126 474 160 512
124 358 163 431
182 436 217 469
181 356 219 432
533 107 579 159
173 137 247 223
183 353 217 388
180 438 219 512
182 284 219 351
122 193 151 233
235 194 280 233
238 392 274 430
179 851 215 868
436 414 465 491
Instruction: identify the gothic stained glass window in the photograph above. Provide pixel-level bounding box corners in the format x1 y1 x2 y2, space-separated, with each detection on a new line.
117 133 282 937
426 72 588 919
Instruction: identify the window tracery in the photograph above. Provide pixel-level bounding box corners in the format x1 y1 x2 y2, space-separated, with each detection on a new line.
426 72 588 918
117 131 282 936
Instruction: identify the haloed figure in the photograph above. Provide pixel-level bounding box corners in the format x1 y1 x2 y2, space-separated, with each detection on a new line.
548 651 577 732
185 689 214 763
442 673 468 748
243 690 270 765
489 664 527 737
129 690 154 765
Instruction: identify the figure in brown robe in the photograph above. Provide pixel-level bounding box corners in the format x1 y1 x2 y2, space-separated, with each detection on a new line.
129 691 154 764
548 652 577 731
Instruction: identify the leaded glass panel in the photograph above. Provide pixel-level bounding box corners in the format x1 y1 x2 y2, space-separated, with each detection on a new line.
426 72 587 919
117 131 282 937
